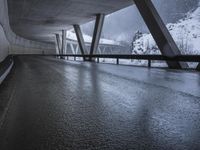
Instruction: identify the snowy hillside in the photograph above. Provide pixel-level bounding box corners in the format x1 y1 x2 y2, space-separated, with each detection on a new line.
66 30 120 45
132 5 200 55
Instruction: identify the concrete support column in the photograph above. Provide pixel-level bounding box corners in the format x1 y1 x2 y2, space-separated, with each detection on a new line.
70 43 76 54
197 64 200 71
90 14 105 60
61 30 67 59
134 0 188 69
73 25 87 60
65 41 68 54
55 34 62 55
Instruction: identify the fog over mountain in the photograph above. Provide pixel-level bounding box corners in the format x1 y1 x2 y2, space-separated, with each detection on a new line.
81 0 199 44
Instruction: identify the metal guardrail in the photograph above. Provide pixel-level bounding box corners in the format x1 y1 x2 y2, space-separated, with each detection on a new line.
0 56 13 76
14 54 200 70
0 56 13 85
14 54 200 61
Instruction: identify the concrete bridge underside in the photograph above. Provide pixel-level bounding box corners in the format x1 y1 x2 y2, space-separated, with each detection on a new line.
0 56 200 149
7 0 193 69
7 0 133 42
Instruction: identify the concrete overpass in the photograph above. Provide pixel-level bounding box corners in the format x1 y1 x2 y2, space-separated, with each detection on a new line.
0 0 193 68
0 0 200 149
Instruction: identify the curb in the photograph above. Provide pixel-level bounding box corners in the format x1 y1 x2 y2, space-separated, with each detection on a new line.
0 61 13 85
0 58 14 128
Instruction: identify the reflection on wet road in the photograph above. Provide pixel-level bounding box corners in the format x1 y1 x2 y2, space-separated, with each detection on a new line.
0 56 200 150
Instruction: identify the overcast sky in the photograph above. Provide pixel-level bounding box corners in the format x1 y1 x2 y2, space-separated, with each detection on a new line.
81 0 199 44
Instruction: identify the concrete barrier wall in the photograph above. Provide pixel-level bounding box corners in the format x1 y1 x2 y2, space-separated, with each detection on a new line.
9 45 55 55
0 25 9 62
0 0 56 62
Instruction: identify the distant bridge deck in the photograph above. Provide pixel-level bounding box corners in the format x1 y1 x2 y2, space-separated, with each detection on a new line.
0 56 200 149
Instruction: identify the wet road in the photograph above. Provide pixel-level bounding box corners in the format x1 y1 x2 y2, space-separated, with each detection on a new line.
0 56 200 150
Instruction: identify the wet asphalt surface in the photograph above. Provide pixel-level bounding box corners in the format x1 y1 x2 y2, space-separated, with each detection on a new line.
0 56 200 150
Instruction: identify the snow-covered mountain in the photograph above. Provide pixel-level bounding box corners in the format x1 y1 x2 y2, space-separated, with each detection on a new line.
132 4 200 55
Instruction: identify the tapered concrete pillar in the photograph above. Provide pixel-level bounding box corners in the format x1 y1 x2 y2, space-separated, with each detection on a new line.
134 0 188 69
61 30 67 59
90 14 105 59
197 64 200 71
55 34 62 55
73 25 87 60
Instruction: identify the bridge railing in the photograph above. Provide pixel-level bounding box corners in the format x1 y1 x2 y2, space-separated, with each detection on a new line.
14 54 200 70
61 54 200 69
65 38 130 55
